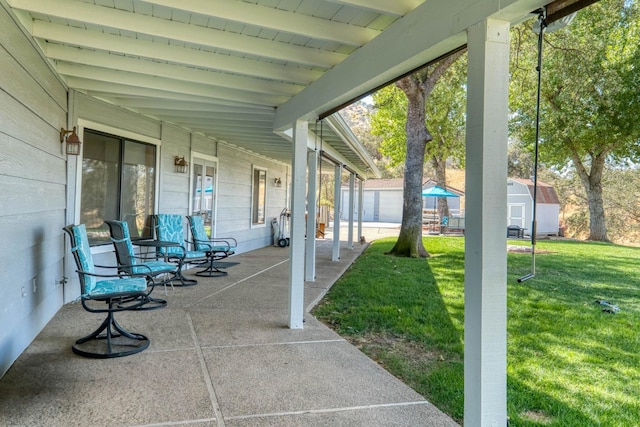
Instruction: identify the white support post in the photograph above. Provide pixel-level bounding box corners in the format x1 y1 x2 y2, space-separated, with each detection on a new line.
64 89 80 304
357 179 363 243
305 150 318 281
464 19 509 426
347 173 355 249
288 119 308 329
332 164 342 261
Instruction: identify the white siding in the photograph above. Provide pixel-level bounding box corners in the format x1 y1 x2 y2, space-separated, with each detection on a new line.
0 6 68 377
343 188 403 223
536 204 560 235
0 20 290 375
378 191 403 222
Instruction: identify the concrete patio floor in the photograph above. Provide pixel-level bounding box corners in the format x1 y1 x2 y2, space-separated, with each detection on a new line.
0 233 458 426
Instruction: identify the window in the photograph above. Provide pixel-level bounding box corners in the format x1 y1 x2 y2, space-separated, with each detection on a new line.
80 129 156 244
252 167 267 225
191 155 218 236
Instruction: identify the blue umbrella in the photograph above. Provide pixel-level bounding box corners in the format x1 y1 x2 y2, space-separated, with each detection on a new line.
422 186 459 198
422 186 459 219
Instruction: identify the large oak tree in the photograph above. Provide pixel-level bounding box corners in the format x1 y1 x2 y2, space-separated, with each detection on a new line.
371 51 466 257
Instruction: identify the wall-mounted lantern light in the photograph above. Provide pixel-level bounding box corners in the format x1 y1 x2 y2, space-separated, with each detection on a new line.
175 156 189 173
60 127 82 155
274 177 282 188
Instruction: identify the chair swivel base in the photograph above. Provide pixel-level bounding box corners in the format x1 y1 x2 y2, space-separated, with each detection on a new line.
136 296 168 310
172 271 199 286
72 313 150 359
195 263 228 277
119 295 167 311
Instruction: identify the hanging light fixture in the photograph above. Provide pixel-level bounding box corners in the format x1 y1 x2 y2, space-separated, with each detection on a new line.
60 127 82 155
174 156 189 173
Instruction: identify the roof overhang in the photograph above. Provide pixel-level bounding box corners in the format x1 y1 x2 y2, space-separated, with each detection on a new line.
3 0 552 176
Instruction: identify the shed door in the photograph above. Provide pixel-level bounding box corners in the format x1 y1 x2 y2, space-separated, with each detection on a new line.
508 203 526 228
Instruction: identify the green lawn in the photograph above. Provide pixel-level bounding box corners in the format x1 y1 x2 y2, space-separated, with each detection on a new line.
312 237 640 426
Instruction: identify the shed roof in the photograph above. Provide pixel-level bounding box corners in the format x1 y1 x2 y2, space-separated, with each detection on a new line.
509 178 560 205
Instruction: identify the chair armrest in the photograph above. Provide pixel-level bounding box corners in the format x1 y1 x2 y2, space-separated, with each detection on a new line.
190 238 234 253
156 244 187 259
78 266 153 280
211 237 237 247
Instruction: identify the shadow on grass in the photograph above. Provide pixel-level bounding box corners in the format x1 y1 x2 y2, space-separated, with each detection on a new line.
313 237 465 421
314 237 640 425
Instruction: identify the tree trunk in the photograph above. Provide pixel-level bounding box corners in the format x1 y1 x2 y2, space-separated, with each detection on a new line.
386 53 463 257
431 155 450 219
387 75 430 257
571 148 610 242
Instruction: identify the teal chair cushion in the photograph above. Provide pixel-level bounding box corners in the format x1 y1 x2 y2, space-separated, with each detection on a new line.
70 224 147 297
189 215 236 253
90 277 148 297
155 214 186 256
156 214 206 259
189 215 210 252
110 220 176 274
70 224 98 294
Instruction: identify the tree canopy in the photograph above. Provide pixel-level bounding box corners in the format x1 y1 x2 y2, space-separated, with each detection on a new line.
370 54 467 169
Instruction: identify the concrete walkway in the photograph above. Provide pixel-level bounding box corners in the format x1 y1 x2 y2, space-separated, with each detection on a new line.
0 235 457 426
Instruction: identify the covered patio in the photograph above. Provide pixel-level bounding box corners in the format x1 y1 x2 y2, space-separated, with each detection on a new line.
0 239 457 426
0 0 590 425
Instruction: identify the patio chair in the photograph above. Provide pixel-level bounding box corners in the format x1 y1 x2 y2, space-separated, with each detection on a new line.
186 215 237 277
105 219 177 300
440 216 449 235
63 224 151 358
153 214 209 285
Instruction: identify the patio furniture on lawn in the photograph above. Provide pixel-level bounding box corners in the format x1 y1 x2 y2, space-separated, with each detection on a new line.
447 216 466 233
105 219 177 300
440 216 449 235
153 214 209 285
186 215 237 277
507 225 525 238
63 224 151 358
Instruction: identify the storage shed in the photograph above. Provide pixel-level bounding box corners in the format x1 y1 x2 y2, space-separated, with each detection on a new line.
507 178 560 236
340 178 404 222
340 178 464 223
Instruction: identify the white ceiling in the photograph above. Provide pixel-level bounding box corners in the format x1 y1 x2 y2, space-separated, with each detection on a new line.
5 0 547 174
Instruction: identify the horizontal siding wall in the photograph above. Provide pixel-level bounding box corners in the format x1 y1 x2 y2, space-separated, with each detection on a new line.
75 96 291 256
0 5 68 377
216 143 289 253
159 123 191 216
0 21 292 374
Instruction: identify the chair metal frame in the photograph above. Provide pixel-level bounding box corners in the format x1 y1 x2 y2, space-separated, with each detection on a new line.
186 215 237 277
63 224 151 358
105 219 176 300
153 214 210 285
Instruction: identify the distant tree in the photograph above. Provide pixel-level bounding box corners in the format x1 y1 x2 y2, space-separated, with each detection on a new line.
370 50 466 257
508 142 535 179
341 101 404 178
541 165 640 242
510 0 640 241
601 165 640 242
